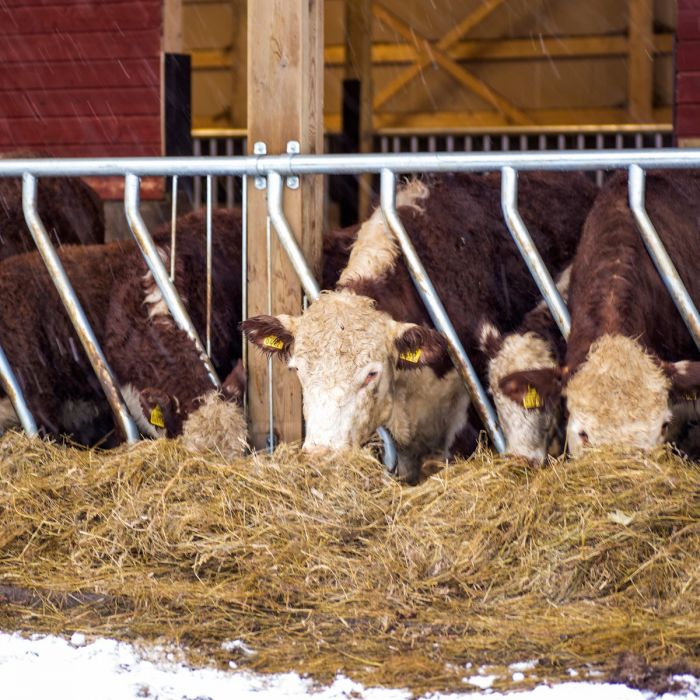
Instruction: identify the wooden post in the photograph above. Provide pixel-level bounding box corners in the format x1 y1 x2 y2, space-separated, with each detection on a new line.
162 0 183 53
345 0 373 221
628 0 653 122
246 0 323 449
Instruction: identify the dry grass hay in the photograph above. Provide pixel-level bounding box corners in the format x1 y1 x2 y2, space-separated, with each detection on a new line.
0 432 699 694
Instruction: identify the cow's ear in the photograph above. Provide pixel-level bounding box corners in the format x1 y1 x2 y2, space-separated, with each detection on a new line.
477 320 503 358
498 367 563 410
241 314 296 359
663 360 700 402
222 359 246 406
394 324 448 371
139 387 182 436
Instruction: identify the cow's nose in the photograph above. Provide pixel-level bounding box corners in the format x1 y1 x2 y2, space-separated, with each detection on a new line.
302 442 333 456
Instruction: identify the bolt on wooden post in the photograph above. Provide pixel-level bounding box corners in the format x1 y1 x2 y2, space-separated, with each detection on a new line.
246 0 323 449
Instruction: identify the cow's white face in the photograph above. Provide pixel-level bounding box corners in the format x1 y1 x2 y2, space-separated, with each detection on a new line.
565 334 673 456
242 290 447 452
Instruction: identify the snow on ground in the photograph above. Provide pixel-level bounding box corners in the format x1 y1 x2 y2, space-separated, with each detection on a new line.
0 631 697 700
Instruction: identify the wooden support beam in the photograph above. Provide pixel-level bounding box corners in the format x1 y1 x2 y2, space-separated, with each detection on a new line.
246 0 323 449
343 0 373 221
373 0 505 109
162 0 183 53
628 0 654 122
324 33 675 66
373 3 532 125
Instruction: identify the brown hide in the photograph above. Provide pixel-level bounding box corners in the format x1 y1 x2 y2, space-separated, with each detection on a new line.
340 172 596 380
0 151 105 262
104 209 244 423
567 170 700 374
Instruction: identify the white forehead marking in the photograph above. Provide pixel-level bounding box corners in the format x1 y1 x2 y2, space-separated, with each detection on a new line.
339 178 429 284
565 334 671 448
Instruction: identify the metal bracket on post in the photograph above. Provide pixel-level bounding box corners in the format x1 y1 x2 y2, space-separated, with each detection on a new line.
123 173 221 389
286 141 300 190
501 166 571 339
379 168 508 454
265 170 398 470
629 164 700 350
22 173 140 444
0 341 38 437
253 142 267 190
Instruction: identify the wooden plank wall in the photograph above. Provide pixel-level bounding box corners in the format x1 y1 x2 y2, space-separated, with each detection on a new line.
676 0 700 143
0 0 162 162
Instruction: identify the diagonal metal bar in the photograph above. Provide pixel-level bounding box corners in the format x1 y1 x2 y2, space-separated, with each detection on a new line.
0 341 38 436
123 174 221 389
373 4 531 124
628 165 700 349
22 174 139 443
501 166 570 338
265 171 398 470
379 168 507 453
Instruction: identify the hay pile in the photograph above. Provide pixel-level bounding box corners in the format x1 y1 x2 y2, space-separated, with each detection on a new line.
0 432 699 694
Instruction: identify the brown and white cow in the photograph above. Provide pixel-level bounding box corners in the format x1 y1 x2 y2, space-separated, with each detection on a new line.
244 172 597 480
478 265 571 462
499 170 700 456
0 209 246 457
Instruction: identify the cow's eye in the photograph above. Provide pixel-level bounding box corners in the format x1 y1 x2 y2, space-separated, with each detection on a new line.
578 430 589 445
362 370 379 388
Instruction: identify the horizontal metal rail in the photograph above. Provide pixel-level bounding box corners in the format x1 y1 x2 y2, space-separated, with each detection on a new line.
628 165 700 350
0 342 38 436
1 148 700 179
22 174 140 444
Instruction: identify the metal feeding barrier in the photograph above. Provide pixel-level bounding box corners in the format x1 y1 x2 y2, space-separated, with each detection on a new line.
0 149 699 460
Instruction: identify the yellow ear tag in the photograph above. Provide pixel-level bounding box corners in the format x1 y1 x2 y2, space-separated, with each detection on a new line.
522 385 543 410
263 335 284 350
684 391 698 402
399 348 422 364
149 405 166 428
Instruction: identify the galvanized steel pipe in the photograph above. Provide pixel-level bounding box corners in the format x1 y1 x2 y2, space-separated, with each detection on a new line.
0 342 38 437
628 165 700 350
379 169 507 454
22 173 140 443
501 166 571 338
123 173 221 389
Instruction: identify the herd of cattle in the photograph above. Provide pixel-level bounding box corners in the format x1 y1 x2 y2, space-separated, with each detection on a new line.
0 165 699 479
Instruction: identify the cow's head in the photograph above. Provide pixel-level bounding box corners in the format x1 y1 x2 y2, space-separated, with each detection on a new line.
498 334 700 456
480 324 564 462
241 290 447 452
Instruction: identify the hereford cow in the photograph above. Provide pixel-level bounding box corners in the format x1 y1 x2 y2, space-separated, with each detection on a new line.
498 170 700 456
243 172 597 481
104 208 247 458
0 151 105 262
478 265 571 462
0 209 246 457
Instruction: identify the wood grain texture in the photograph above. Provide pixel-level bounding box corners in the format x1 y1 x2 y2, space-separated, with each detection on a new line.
246 0 323 448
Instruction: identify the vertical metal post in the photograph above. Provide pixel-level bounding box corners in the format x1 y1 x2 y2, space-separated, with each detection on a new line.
501 166 571 339
241 174 248 420
22 173 139 443
379 168 507 454
628 164 700 349
170 174 178 281
0 342 38 436
123 173 221 388
206 174 213 357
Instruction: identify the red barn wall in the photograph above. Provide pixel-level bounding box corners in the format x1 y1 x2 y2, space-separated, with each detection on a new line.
0 0 164 197
676 0 700 144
